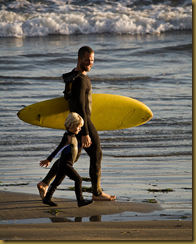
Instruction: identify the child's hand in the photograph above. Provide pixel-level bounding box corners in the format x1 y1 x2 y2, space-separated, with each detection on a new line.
39 159 50 168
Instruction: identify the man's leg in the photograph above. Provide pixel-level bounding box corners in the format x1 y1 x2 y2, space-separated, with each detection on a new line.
84 117 116 201
85 143 103 196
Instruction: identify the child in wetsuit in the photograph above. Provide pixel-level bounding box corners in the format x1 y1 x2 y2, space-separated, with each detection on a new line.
40 112 93 207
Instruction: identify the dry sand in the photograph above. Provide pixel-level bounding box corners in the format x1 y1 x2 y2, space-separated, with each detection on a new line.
0 190 192 241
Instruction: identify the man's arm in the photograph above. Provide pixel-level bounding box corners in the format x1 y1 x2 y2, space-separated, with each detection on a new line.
71 77 89 135
71 77 91 147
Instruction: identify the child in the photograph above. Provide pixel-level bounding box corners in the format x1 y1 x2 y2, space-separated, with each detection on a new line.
40 112 93 207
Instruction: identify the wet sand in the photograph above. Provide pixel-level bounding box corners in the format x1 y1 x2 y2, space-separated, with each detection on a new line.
0 190 192 240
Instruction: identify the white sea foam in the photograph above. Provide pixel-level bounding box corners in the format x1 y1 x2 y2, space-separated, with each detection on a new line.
0 0 192 37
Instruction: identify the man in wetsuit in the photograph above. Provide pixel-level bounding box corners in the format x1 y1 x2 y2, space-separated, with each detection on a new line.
37 46 116 201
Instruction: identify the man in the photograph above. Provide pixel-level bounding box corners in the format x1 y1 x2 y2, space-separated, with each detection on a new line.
38 46 116 201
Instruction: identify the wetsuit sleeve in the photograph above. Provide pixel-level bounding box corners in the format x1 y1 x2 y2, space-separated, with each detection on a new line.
47 134 69 162
71 77 89 135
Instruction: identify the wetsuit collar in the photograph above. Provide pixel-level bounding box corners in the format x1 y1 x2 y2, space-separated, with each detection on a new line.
66 130 75 136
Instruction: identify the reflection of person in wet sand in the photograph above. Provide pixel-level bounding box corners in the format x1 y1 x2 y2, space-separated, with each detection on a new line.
38 46 116 201
50 215 101 223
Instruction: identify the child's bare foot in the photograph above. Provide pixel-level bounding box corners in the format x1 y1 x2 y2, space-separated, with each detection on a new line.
92 192 116 201
37 181 48 199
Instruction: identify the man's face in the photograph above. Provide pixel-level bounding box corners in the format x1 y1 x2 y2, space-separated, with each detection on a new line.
79 51 94 72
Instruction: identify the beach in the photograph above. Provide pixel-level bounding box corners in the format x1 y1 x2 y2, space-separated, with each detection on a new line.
0 190 192 241
0 0 192 241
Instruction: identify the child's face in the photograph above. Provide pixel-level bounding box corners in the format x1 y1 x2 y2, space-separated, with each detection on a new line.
70 123 82 134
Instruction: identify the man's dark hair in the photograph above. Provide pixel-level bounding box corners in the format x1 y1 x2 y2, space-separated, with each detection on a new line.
78 46 94 59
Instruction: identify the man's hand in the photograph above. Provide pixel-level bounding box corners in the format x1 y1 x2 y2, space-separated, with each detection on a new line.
82 135 92 148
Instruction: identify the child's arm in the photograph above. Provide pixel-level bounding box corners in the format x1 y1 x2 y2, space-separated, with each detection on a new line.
39 159 50 168
39 134 70 168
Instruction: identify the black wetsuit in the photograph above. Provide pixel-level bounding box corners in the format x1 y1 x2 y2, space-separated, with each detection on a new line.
42 69 103 196
63 70 103 196
44 131 84 203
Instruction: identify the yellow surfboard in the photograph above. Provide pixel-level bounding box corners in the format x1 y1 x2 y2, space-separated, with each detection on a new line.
17 94 153 131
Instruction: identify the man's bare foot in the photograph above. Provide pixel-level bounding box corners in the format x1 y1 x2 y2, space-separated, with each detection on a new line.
92 192 116 201
37 181 48 199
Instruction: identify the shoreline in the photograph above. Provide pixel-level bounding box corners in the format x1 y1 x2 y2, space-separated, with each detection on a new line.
0 190 192 240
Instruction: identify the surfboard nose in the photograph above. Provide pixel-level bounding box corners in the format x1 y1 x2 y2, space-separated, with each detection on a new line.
142 106 153 123
120 104 153 128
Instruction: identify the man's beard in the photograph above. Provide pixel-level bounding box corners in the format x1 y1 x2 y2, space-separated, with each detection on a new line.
80 62 91 72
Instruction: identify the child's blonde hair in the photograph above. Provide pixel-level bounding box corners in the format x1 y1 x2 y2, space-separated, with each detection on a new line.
64 112 84 130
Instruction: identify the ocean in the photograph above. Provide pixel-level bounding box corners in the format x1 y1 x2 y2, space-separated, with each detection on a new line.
0 0 192 222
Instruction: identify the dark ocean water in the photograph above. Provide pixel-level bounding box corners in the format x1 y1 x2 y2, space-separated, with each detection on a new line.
0 0 192 222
